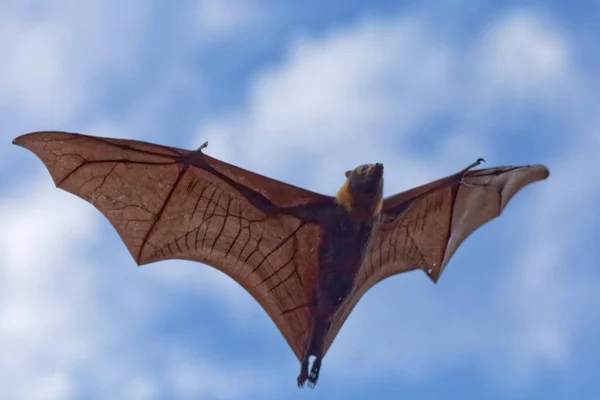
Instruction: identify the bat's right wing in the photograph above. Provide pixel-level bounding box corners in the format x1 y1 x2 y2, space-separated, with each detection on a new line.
14 131 336 361
322 163 550 355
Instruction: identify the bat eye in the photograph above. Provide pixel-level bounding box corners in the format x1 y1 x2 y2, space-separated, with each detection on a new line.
358 165 369 174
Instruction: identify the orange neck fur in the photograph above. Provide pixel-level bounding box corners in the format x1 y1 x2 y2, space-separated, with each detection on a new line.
335 180 354 213
374 197 383 216
335 180 383 217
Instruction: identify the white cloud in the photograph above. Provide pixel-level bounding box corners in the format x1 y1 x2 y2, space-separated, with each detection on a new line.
164 349 272 399
478 10 570 97
195 0 267 38
509 118 600 379
0 180 99 399
143 260 261 323
0 0 148 128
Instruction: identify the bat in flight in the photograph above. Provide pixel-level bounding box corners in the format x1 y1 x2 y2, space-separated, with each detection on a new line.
13 131 549 388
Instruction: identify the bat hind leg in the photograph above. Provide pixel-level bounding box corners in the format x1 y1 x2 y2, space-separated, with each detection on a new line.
297 359 309 388
307 356 322 389
297 356 322 389
298 317 328 388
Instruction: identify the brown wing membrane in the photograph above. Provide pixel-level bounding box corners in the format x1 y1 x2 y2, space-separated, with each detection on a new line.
13 131 335 360
322 164 549 355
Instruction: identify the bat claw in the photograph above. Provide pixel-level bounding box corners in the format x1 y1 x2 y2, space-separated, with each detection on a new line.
297 360 309 388
463 157 486 173
196 141 209 152
297 357 321 389
307 357 321 389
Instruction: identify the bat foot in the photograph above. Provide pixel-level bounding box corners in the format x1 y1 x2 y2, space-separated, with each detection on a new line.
297 360 309 388
297 357 321 389
306 357 321 389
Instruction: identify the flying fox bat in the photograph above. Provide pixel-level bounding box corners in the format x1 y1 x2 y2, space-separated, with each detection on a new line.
13 131 549 388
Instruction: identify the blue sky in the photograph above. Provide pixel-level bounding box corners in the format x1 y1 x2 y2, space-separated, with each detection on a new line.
1 0 599 399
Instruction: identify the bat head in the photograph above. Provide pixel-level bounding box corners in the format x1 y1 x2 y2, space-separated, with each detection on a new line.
344 163 384 201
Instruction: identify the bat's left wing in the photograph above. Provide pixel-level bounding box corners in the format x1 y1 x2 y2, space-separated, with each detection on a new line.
322 164 550 355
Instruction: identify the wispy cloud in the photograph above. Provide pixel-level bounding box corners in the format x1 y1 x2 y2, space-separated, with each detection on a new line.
509 118 600 380
0 0 149 127
1 182 103 399
194 0 268 38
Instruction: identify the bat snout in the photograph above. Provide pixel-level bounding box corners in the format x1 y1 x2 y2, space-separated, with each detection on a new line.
372 163 383 177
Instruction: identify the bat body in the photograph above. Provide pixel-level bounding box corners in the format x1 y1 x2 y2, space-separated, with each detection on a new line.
298 163 385 386
13 132 550 388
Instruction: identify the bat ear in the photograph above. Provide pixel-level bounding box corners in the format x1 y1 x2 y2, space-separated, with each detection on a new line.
345 170 352 178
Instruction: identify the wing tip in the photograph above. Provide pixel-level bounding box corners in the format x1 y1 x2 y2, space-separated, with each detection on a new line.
13 131 50 148
519 164 550 188
12 133 31 147
13 131 79 147
528 164 550 178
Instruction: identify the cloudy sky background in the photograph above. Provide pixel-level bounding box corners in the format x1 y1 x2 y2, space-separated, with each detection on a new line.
1 0 599 399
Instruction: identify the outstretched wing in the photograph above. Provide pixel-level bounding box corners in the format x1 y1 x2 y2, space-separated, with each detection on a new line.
322 164 550 355
14 131 335 360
